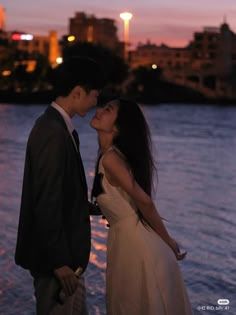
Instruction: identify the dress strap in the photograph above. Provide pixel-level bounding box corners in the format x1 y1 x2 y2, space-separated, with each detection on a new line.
103 145 115 154
107 145 127 161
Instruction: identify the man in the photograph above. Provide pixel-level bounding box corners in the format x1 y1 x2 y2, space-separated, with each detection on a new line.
15 57 104 314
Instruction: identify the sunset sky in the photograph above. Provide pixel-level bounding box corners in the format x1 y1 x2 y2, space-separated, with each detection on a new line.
1 0 236 47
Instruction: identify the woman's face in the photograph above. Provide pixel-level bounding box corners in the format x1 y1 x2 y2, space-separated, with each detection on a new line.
90 101 119 134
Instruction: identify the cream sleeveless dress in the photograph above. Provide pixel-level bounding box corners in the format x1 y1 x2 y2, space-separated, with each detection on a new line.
96 146 193 315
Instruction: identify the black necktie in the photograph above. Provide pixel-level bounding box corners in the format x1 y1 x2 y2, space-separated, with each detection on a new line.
72 129 80 152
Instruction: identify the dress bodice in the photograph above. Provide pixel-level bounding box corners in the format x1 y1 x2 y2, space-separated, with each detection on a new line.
96 146 139 227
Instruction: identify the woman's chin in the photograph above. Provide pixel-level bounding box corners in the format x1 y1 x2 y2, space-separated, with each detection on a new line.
90 119 98 129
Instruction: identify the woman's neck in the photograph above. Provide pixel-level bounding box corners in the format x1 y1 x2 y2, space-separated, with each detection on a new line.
98 132 114 154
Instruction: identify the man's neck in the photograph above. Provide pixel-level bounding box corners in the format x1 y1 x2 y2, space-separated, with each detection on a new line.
54 97 75 118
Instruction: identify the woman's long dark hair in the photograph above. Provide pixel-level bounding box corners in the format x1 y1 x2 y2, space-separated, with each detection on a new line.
113 99 156 195
112 99 157 226
92 98 163 227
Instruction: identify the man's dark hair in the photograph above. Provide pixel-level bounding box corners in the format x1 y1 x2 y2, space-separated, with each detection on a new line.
52 56 105 97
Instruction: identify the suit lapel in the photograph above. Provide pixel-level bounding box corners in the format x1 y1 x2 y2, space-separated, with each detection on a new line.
45 106 88 194
68 134 88 193
77 150 88 193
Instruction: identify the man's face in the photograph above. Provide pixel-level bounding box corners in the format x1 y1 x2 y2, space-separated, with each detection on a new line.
74 87 100 117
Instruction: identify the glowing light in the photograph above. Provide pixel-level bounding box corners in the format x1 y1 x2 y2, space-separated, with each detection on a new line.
152 64 158 69
21 34 33 40
12 33 33 41
2 70 11 76
56 57 63 64
120 12 133 21
11 33 21 41
26 60 37 72
67 35 75 42
120 12 133 61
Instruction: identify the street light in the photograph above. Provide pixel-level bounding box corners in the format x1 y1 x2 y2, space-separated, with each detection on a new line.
56 57 63 64
2 70 11 77
120 12 133 61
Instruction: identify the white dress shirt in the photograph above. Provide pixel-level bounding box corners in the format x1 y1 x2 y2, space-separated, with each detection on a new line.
51 101 78 151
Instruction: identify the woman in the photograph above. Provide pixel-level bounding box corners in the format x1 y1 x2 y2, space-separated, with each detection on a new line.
90 98 193 315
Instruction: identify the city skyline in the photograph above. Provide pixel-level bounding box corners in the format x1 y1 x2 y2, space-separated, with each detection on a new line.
0 0 236 47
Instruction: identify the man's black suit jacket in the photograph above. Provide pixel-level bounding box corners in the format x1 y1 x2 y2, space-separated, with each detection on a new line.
15 106 91 275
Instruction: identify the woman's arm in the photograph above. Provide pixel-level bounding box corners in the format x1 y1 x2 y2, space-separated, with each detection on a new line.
102 150 186 260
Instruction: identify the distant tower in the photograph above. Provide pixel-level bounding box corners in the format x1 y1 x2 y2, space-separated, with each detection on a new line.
0 5 6 30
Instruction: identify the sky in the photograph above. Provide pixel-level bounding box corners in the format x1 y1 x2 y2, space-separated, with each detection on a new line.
1 0 236 47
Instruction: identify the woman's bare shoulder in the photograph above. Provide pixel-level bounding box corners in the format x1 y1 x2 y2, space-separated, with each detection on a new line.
102 147 129 171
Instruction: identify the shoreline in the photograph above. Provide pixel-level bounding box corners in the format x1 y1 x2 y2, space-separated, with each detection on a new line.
0 90 235 106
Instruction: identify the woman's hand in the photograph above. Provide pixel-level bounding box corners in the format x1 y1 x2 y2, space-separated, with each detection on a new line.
167 237 187 261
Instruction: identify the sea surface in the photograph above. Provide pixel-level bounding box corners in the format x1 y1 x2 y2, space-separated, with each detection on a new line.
0 103 235 315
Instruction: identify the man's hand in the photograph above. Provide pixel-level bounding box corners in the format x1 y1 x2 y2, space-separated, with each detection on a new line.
54 266 78 297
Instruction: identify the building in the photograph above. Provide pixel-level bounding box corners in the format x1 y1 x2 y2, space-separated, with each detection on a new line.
69 12 124 54
10 30 60 67
130 41 190 69
0 29 8 59
0 5 5 30
0 29 60 80
183 22 236 98
190 23 236 75
130 22 236 99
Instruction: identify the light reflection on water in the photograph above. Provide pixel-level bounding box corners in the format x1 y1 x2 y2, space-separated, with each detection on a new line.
0 103 235 315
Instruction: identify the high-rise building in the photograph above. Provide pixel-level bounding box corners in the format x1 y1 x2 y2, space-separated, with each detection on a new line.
69 12 122 53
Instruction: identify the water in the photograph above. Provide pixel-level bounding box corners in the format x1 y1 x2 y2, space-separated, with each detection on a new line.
0 103 235 315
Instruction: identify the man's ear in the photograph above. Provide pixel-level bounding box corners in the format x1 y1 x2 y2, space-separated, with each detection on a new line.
71 85 84 99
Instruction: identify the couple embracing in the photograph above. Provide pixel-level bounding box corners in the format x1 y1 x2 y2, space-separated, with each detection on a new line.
15 57 193 315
